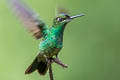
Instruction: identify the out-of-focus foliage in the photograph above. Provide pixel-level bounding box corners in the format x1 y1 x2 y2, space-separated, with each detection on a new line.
0 0 120 80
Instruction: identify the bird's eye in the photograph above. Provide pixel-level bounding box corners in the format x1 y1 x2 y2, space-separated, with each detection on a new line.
57 18 63 21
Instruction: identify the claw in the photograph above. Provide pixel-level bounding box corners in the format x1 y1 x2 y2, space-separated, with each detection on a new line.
52 58 68 68
46 57 68 68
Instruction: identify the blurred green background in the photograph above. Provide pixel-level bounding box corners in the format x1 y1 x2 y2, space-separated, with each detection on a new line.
0 0 120 80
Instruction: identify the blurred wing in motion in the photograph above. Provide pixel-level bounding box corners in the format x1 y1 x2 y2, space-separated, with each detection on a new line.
8 0 48 39
56 6 70 15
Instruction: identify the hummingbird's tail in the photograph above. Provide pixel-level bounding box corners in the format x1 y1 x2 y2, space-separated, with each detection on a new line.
25 55 48 75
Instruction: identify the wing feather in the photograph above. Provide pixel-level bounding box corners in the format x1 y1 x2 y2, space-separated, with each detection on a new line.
9 0 48 39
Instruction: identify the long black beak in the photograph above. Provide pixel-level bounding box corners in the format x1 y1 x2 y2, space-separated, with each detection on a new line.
70 14 85 19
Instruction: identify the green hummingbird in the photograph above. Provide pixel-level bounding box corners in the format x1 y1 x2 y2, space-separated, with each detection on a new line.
9 0 84 76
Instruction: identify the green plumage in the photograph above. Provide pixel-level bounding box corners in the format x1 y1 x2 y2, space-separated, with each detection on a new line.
39 24 65 56
9 0 84 76
25 18 66 75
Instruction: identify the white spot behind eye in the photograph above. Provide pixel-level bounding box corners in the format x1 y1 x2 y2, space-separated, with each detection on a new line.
57 18 62 21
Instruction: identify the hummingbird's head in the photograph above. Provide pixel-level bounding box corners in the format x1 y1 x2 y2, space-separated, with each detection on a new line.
53 13 85 26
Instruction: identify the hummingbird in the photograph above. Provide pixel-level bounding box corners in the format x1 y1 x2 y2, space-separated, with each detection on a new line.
9 0 84 76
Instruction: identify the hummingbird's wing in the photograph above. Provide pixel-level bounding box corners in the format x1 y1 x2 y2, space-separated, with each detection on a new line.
8 0 48 39
56 6 70 15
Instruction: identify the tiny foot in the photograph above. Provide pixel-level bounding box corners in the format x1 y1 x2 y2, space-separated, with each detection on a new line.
51 58 68 68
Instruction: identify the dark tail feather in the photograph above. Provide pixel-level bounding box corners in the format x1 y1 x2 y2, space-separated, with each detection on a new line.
37 61 48 75
25 56 48 75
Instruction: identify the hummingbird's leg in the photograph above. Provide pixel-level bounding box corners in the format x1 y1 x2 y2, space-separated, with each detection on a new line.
50 54 68 68
46 57 54 67
52 58 68 68
46 57 51 67
55 54 59 59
